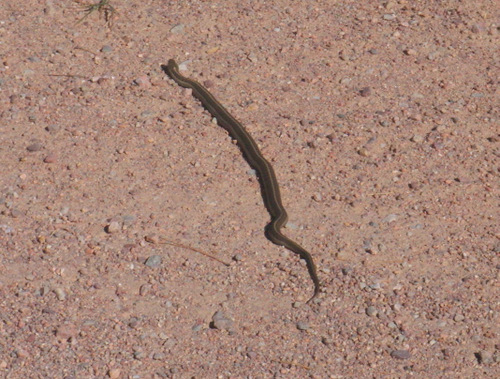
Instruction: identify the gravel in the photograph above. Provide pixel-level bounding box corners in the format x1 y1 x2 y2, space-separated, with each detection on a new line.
1 1 497 378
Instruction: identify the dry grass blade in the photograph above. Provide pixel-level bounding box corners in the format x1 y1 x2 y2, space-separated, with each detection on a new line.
157 238 232 267
75 0 117 27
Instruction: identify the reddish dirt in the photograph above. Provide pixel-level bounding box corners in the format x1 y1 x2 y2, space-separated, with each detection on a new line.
0 1 498 378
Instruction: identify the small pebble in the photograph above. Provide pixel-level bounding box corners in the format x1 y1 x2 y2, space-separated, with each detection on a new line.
391 349 411 360
153 352 166 360
341 267 352 275
247 52 258 62
170 24 185 34
312 193 323 202
471 23 486 34
133 349 144 360
145 255 162 267
27 143 43 152
54 288 66 301
43 153 57 163
39 285 50 296
122 214 136 226
139 110 156 120
192 324 203 332
358 147 369 157
383 214 398 223
428 51 439 60
203 80 214 88
360 87 372 97
436 124 447 133
321 336 333 346
128 317 140 329
296 321 310 331
101 45 113 53
178 61 190 71
211 310 234 332
408 181 422 190
15 349 29 358
9 209 22 218
108 368 121 378
145 234 160 244
366 306 378 317
206 46 220 54
139 284 151 296
392 303 403 312
475 350 493 364
105 221 121 234
411 135 424 143
56 324 77 341
45 124 60 133
133 75 151 88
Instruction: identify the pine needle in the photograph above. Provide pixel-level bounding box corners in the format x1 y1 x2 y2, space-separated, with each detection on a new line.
153 237 232 267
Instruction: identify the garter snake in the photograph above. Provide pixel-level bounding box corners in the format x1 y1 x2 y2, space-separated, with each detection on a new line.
162 59 320 302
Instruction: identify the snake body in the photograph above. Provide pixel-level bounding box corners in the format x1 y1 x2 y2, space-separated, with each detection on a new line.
162 59 320 302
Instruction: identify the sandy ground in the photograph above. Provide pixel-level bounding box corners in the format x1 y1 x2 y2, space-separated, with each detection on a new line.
0 1 498 378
